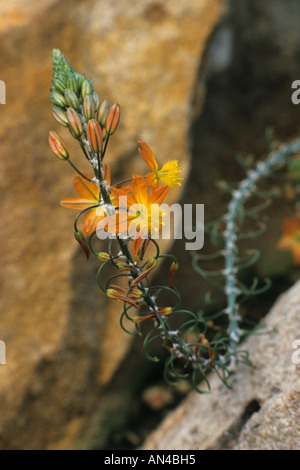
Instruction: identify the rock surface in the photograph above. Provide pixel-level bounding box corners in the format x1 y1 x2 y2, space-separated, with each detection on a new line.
143 279 300 450
0 0 223 449
170 0 300 313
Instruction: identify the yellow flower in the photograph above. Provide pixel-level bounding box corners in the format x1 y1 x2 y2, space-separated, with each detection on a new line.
138 141 182 189
99 175 169 258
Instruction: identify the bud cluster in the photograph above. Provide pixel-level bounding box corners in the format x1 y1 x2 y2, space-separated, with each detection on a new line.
49 49 120 166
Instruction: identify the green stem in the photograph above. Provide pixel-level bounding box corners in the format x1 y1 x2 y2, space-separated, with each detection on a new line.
67 160 93 182
224 139 300 353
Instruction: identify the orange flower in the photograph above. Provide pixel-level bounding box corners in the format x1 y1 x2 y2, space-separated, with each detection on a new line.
60 164 112 236
138 141 182 190
277 215 300 265
99 175 169 257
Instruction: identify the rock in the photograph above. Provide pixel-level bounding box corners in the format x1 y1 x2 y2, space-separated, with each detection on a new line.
142 279 300 450
0 0 223 449
169 0 300 313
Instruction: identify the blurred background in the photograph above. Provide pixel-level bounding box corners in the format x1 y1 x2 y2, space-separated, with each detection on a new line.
1 0 300 449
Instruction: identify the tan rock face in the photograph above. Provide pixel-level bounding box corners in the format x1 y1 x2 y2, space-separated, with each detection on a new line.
142 279 300 450
0 0 223 449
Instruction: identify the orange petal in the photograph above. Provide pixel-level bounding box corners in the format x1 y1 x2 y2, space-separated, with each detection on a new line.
145 172 159 190
132 236 143 259
131 175 149 205
119 182 133 194
282 216 300 236
98 211 133 235
138 141 158 171
110 186 136 208
83 206 108 236
73 175 99 201
60 198 97 211
148 184 169 205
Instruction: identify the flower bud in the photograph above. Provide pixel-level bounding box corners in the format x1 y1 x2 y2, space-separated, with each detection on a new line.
81 78 93 100
168 261 179 290
97 252 110 261
64 88 79 110
130 258 157 287
52 77 67 94
98 99 109 126
74 72 85 89
83 94 95 120
74 231 90 259
87 119 103 154
102 126 107 142
92 90 100 112
67 107 83 138
158 307 173 316
49 131 69 160
67 76 79 94
49 90 66 108
52 106 69 127
106 289 139 309
106 103 120 135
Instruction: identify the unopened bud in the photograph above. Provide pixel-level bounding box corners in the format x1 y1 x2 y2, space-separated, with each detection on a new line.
67 76 79 94
102 126 107 142
81 78 93 100
67 107 83 138
74 72 85 89
52 77 67 94
158 307 173 316
97 252 110 261
83 94 95 120
64 88 79 110
106 103 120 135
49 131 69 160
98 99 109 126
49 90 66 108
92 90 100 112
145 258 157 270
87 119 103 154
74 230 90 259
130 258 157 287
52 106 69 127
168 261 179 290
